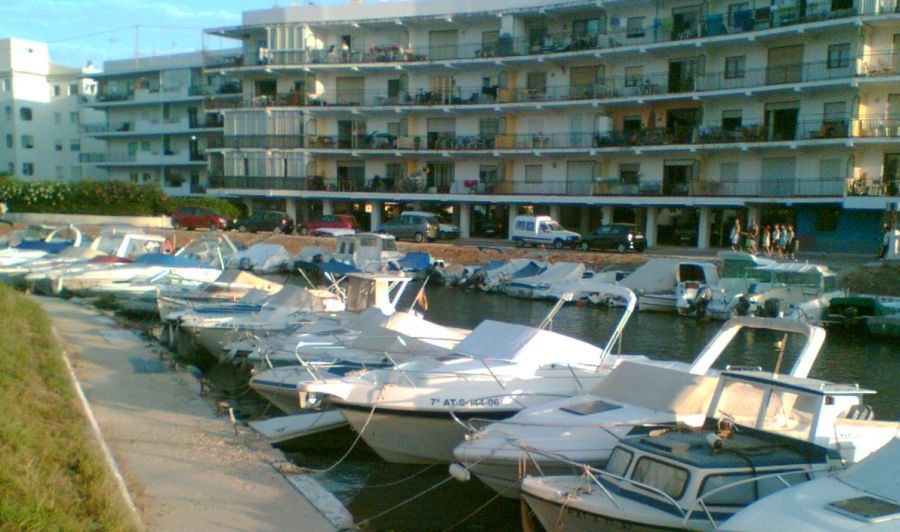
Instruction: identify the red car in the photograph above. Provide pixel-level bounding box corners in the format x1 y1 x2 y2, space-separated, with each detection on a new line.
170 206 231 231
296 214 359 235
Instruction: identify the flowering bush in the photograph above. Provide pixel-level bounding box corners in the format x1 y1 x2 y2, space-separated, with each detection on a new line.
0 176 241 219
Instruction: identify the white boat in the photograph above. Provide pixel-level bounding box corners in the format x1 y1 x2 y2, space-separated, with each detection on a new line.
225 242 292 274
248 411 348 444
720 435 900 531
0 245 105 288
450 317 825 498
155 270 283 320
0 224 83 268
298 232 403 274
501 262 587 299
475 258 546 292
706 261 843 323
521 370 895 529
678 251 777 318
636 261 719 313
298 286 670 464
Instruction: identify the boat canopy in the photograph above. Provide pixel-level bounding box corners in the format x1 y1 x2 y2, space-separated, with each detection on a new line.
453 320 603 367
587 361 719 416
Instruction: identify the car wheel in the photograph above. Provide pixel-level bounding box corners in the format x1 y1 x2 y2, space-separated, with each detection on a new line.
298 226 309 236
238 225 247 233
413 232 425 243
616 243 626 253
172 221 182 230
580 241 590 252
208 223 218 232
273 226 282 234
515 238 524 248
553 239 564 250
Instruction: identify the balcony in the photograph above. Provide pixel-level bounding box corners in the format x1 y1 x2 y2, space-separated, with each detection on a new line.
846 175 900 197
236 1 895 69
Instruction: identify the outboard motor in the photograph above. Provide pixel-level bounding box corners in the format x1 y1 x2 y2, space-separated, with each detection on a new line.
758 298 782 318
238 256 253 271
734 296 752 317
686 286 713 319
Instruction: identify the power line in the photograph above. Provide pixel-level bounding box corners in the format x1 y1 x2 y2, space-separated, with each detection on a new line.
48 27 134 44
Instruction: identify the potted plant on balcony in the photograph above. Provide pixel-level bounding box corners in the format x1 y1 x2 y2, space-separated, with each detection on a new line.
463 179 478 193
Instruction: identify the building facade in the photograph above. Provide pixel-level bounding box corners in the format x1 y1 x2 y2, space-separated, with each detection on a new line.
80 51 242 196
0 38 103 182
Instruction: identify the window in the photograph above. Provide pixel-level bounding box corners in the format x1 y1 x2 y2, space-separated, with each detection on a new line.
823 101 846 124
525 164 543 182
725 56 746 79
625 65 644 87
728 3 750 28
53 85 61 97
721 162 740 181
4 134 11 148
21 135 34 149
827 43 850 69
3 105 10 120
619 163 641 184
140 141 151 152
479 164 498 183
70 139 80 152
20 107 32 121
54 112 62 124
69 112 79 124
129 172 139 183
762 390 818 440
700 470 808 506
69 83 78 96
623 116 642 135
627 16 646 38
722 109 743 131
55 140 63 151
22 163 34 176
607 448 633 477
1 78 9 92
631 457 689 499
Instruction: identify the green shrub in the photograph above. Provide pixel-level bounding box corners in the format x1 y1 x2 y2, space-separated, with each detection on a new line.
0 178 242 218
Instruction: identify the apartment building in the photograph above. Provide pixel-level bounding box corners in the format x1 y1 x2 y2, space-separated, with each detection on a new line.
80 50 242 195
205 0 900 252
0 38 103 182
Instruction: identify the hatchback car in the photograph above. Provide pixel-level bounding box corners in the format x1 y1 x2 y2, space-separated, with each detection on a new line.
377 211 442 242
296 214 359 236
580 223 647 253
232 210 295 234
170 206 231 231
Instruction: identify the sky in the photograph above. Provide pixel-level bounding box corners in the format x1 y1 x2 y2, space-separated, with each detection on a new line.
1 1 341 69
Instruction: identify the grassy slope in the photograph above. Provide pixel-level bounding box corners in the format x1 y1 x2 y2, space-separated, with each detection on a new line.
0 285 135 531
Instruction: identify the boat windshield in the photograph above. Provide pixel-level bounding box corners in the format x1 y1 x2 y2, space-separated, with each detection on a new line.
606 447 634 477
713 379 768 427
699 470 809 506
381 238 398 252
722 259 769 281
771 271 824 288
631 457 689 500
712 378 819 440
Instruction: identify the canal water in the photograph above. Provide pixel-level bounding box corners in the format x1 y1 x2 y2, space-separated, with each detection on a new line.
206 284 897 531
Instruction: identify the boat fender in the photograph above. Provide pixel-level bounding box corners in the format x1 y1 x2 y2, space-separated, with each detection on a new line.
449 462 471 482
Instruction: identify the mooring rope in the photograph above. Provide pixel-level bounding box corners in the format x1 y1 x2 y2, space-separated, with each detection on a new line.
301 401 379 476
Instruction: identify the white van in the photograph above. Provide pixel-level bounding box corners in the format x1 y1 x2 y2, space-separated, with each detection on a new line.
511 215 581 249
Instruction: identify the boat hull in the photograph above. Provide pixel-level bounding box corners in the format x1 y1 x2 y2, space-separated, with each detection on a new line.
522 491 683 532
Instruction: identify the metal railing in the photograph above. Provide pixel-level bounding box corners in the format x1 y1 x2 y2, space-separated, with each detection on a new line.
238 1 898 68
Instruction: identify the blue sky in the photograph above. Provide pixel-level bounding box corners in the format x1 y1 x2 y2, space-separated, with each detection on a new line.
1 1 334 69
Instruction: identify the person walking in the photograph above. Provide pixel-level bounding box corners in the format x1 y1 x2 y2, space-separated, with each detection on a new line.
787 225 798 261
761 225 771 255
778 224 789 258
747 220 760 255
771 224 782 257
730 219 742 251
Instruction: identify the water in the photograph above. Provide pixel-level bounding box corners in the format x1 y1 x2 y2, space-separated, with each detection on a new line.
210 285 898 530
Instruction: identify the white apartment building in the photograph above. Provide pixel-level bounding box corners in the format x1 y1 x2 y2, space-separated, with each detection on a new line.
206 0 900 252
0 38 103 182
81 50 242 195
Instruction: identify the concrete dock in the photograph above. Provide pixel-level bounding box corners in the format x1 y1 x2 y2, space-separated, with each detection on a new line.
35 296 347 531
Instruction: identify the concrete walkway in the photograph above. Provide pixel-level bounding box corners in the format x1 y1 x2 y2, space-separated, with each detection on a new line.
35 296 341 531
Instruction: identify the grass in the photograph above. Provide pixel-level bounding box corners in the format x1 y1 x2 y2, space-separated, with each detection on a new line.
0 284 136 531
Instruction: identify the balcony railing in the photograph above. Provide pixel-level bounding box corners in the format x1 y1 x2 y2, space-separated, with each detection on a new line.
240 1 897 68
237 52 898 111
846 175 900 196
212 175 849 198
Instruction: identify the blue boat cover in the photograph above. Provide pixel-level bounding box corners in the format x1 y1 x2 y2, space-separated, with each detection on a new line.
134 253 211 268
15 241 72 254
297 259 361 275
512 261 546 279
399 252 431 271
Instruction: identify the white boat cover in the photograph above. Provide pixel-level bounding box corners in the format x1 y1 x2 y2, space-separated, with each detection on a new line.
840 436 900 500
266 284 338 311
382 312 470 344
510 262 584 286
587 362 719 416
212 270 282 292
620 258 681 293
453 320 602 367
226 243 292 273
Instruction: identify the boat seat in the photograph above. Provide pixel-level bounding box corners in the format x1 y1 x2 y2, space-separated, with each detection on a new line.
844 404 874 421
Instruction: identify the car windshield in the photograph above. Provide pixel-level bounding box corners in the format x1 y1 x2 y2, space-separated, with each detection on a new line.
426 216 440 225
547 222 564 231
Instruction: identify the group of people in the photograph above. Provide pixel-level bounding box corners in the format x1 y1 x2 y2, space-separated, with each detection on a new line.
730 219 798 260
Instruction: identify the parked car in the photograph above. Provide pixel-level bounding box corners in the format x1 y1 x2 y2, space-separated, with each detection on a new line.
170 206 231 231
510 215 581 249
232 211 295 234
296 214 359 236
474 217 506 238
580 223 646 253
377 211 443 242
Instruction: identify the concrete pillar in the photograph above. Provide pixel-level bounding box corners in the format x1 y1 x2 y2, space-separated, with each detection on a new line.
285 198 297 223
645 207 659 248
747 205 760 226
507 206 519 240
549 204 561 220
369 201 382 231
242 197 253 216
579 207 591 235
458 203 471 239
300 200 310 222
322 199 333 215
601 205 614 225
698 207 712 249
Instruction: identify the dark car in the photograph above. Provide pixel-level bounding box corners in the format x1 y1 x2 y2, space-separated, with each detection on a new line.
232 210 295 234
580 223 647 253
474 218 506 238
171 206 231 231
296 214 359 236
377 211 440 242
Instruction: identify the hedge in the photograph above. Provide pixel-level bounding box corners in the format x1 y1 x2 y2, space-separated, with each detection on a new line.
0 176 242 220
